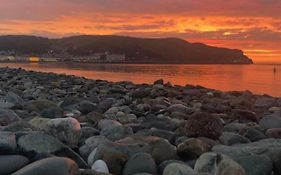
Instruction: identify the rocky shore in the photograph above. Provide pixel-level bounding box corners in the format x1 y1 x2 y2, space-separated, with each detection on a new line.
0 67 281 175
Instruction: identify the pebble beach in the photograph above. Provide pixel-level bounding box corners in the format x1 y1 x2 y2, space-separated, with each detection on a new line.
1 67 281 175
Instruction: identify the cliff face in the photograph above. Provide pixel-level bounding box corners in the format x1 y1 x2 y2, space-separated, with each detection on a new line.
0 35 253 64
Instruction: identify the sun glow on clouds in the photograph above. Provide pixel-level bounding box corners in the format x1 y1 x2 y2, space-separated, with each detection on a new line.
0 0 281 63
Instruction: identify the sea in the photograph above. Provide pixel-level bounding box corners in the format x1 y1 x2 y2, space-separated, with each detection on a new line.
1 62 281 97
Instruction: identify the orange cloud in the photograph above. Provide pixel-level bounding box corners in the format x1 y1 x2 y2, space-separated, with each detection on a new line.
0 0 280 63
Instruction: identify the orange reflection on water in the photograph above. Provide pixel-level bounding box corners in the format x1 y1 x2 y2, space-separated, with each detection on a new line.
1 62 281 97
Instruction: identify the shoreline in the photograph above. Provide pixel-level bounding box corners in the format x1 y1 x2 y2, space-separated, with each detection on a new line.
0 67 281 174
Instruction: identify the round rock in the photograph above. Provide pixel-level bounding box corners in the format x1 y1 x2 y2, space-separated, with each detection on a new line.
45 117 81 145
12 157 79 175
91 160 109 173
123 153 157 175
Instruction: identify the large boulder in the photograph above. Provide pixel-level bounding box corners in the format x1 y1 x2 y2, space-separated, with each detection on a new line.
45 117 81 146
194 152 246 175
185 112 223 139
12 157 79 175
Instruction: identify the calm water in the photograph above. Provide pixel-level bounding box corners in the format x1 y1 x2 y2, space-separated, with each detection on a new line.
1 62 281 97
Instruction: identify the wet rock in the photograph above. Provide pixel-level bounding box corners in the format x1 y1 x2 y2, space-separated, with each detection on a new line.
0 131 17 154
177 138 210 160
194 152 246 175
185 112 223 139
12 157 79 175
0 155 29 175
45 117 81 145
163 162 195 175
0 109 21 126
123 153 157 175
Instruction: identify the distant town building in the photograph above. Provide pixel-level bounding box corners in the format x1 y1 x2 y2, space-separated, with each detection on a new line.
29 57 40 62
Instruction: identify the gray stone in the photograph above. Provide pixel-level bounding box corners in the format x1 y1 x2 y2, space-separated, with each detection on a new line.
100 125 133 141
123 153 157 175
233 155 272 175
0 109 21 126
17 133 65 156
163 162 195 175
98 119 122 130
259 115 281 129
45 117 81 145
255 97 276 108
11 157 79 175
3 91 24 109
0 155 29 175
177 138 209 160
219 132 250 145
77 100 98 115
0 131 17 154
40 106 63 118
194 152 246 175
24 99 57 113
168 104 193 114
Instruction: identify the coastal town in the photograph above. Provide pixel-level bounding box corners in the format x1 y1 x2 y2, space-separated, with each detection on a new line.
0 51 126 63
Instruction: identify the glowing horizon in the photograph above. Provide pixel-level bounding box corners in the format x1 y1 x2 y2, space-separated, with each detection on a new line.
0 0 280 63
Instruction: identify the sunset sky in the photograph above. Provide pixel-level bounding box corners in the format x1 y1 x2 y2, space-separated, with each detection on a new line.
0 0 281 63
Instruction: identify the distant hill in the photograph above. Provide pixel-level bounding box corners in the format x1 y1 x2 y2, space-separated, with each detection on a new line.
0 35 253 64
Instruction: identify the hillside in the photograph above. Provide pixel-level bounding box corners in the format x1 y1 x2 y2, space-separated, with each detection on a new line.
0 35 253 64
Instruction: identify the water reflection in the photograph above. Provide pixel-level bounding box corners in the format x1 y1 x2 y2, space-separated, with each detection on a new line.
0 62 281 97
